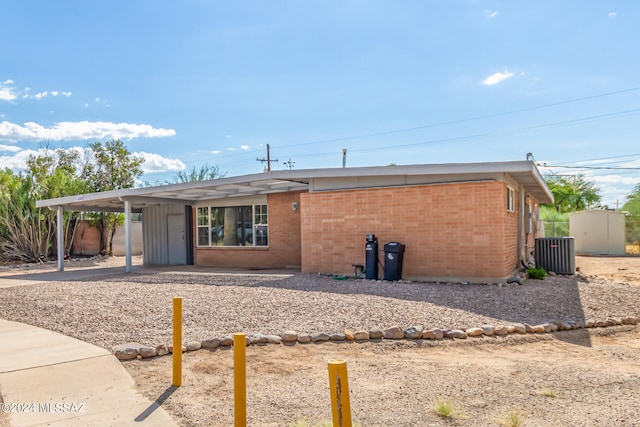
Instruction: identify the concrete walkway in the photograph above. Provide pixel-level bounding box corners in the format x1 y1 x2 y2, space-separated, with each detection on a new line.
0 319 177 427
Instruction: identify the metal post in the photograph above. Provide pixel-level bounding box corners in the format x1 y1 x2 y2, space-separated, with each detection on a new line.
172 297 182 387
234 332 247 427
328 359 352 427
56 206 64 271
124 200 132 273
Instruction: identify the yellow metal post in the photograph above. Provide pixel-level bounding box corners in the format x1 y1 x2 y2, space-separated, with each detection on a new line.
234 332 247 427
328 359 352 427
172 297 182 387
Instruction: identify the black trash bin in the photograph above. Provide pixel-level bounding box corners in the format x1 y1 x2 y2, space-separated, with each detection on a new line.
383 242 405 281
365 234 379 280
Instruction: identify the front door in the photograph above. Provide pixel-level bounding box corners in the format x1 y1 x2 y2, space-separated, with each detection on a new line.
167 214 186 264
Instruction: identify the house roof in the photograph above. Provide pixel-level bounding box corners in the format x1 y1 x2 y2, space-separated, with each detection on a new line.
36 160 553 212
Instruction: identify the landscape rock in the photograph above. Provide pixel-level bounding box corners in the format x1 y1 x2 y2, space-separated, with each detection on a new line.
156 344 169 356
511 323 526 334
220 337 233 346
265 335 283 344
494 326 509 336
369 329 384 340
354 330 369 340
311 332 330 342
430 328 444 340
466 327 483 337
186 341 202 351
481 325 496 336
330 333 346 341
297 333 311 344
404 326 423 339
344 329 355 341
139 346 157 358
383 327 404 339
445 329 467 339
623 317 638 325
282 331 298 342
202 338 221 349
114 342 142 360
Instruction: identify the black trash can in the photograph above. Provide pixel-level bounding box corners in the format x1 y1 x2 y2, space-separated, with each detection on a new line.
365 234 379 280
383 242 405 281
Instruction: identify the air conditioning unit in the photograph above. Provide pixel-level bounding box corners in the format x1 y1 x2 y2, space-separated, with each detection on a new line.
535 237 575 274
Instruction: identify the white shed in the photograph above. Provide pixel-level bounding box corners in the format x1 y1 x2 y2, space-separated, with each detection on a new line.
569 210 626 255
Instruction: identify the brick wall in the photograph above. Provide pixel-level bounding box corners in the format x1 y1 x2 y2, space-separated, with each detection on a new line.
300 181 520 281
194 192 302 269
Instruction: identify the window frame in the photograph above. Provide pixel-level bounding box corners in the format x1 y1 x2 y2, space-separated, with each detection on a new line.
507 186 515 212
196 203 268 248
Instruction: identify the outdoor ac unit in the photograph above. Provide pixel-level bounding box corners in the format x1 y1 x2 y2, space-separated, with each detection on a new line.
535 237 575 275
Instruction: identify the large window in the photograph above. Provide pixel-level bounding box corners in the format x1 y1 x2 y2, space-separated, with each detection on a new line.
197 204 268 247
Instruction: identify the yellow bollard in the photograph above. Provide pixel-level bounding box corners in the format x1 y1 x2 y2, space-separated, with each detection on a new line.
172 297 182 387
328 359 352 427
234 332 247 427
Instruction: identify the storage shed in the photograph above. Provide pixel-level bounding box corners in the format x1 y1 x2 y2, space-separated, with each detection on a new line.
569 210 626 255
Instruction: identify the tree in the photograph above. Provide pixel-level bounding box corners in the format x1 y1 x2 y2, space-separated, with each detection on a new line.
623 184 640 250
0 146 87 262
174 163 226 183
544 174 602 213
84 139 144 255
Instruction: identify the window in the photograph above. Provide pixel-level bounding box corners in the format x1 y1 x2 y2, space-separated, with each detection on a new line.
507 187 515 212
196 204 268 247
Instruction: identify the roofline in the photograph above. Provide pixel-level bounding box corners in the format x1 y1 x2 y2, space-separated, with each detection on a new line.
36 160 553 208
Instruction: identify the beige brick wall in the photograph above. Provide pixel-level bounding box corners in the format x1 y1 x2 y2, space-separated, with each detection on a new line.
300 181 520 281
194 192 302 269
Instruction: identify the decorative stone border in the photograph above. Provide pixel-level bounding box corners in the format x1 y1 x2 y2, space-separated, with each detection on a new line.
114 316 639 361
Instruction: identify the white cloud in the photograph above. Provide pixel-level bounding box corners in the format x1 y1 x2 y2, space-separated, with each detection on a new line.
136 151 185 173
484 10 500 19
609 12 617 18
241 145 249 150
0 80 18 102
0 146 185 176
0 120 176 143
483 71 515 86
0 149 42 171
0 144 22 153
590 174 640 186
211 150 222 154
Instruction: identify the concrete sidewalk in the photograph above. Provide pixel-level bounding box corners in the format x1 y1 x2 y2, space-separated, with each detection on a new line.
0 319 177 427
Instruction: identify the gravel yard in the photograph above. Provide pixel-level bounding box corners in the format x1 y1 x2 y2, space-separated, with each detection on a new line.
0 264 639 351
2 255 640 426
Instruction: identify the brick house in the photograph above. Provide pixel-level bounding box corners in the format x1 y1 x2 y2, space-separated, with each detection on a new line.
37 160 552 282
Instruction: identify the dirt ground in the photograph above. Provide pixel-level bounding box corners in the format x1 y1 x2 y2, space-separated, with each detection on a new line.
121 255 640 427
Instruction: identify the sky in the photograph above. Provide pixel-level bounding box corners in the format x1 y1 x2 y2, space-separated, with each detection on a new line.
1 1 639 208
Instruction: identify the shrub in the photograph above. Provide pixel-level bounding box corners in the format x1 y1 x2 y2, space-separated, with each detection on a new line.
527 267 547 280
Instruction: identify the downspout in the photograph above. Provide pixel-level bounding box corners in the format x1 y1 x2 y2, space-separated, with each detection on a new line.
518 184 526 267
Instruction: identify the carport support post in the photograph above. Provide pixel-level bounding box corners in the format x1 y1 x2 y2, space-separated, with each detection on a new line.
56 206 64 272
124 200 132 273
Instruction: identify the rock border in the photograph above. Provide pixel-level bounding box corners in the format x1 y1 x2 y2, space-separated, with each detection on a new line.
114 316 639 360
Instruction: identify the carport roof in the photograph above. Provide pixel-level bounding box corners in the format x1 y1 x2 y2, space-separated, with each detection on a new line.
36 160 553 212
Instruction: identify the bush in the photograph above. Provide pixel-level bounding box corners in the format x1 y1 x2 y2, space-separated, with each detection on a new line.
527 267 547 280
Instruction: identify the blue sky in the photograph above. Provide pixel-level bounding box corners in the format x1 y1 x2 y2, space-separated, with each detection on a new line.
1 1 639 208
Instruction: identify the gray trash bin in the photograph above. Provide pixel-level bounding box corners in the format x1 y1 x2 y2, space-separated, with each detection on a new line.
383 242 405 281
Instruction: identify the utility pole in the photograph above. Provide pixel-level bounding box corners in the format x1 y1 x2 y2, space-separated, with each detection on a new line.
284 158 295 170
342 148 347 168
256 144 279 172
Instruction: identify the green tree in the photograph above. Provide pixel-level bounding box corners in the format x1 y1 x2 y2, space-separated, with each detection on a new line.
84 139 144 255
0 147 87 262
174 163 226 183
544 174 602 213
623 184 640 250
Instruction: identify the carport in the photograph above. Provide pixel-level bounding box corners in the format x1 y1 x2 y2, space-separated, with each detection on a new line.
36 172 310 273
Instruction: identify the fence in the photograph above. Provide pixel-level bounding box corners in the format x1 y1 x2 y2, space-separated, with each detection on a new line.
541 221 569 237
